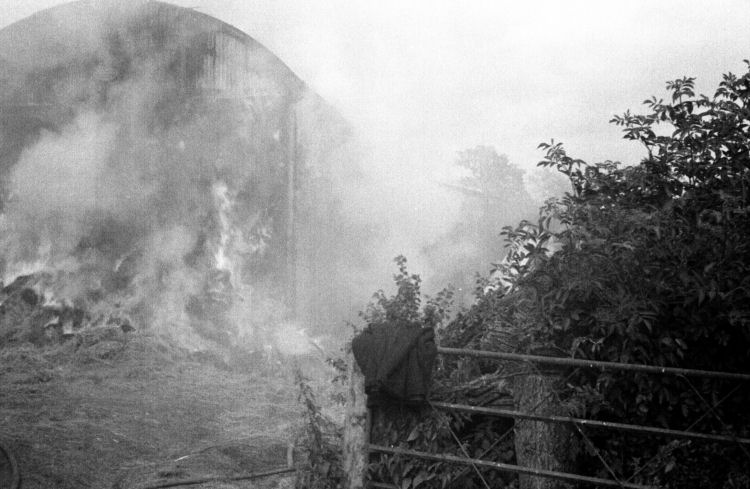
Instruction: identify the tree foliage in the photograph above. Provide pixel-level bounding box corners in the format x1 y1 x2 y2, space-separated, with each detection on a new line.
360 255 454 331
492 61 750 486
424 147 536 307
359 62 750 489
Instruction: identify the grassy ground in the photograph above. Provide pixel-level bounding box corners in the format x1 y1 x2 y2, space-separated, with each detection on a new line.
0 329 335 489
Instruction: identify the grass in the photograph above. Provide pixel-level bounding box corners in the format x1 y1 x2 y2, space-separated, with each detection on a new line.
0 327 336 489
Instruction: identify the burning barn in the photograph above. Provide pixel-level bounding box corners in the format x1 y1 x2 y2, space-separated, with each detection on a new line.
0 0 353 349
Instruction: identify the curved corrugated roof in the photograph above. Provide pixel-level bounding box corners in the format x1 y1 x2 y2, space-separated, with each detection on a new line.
0 0 304 100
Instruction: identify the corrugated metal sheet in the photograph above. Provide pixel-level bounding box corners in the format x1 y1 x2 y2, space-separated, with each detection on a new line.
0 1 303 106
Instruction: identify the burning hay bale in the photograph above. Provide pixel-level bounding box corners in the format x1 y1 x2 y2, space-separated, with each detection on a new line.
0 271 141 354
0 275 84 346
0 277 40 342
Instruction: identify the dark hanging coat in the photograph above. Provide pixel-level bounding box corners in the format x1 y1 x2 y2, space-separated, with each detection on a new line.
351 321 437 406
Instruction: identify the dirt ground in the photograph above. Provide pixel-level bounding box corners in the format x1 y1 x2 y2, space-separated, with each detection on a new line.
0 330 331 489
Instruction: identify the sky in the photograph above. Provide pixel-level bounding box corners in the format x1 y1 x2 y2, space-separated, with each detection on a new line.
2 0 750 177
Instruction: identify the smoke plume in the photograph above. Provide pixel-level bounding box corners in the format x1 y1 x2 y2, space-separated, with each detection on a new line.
0 1 557 352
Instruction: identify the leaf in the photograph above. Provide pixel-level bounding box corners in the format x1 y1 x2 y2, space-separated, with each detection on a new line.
413 471 432 488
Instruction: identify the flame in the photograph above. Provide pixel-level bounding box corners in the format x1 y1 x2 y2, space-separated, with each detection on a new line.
1 236 53 286
3 258 49 287
213 181 233 274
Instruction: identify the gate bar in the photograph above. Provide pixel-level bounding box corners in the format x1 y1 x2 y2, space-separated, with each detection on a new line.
369 445 655 489
432 401 750 445
438 347 750 381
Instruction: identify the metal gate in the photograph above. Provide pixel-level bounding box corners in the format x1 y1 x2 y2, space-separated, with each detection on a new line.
346 346 750 489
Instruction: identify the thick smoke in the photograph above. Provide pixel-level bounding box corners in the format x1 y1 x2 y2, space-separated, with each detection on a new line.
0 2 297 351
0 1 558 353
293 101 559 318
1 99 229 348
292 92 469 326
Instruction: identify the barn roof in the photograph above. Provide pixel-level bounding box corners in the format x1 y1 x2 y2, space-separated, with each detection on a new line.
0 0 304 101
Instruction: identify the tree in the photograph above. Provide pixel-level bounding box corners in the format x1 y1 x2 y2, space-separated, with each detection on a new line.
423 146 536 306
485 62 750 486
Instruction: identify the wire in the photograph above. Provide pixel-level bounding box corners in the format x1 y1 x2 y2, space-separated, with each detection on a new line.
429 400 492 489
573 424 627 488
680 376 750 462
625 381 744 483
438 361 582 486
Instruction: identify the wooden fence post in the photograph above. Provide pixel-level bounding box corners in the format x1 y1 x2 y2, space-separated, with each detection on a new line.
343 351 369 489
513 369 579 489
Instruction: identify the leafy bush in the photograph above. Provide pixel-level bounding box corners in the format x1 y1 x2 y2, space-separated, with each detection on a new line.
492 62 750 486
360 62 750 489
362 257 518 489
360 256 453 331
295 369 345 489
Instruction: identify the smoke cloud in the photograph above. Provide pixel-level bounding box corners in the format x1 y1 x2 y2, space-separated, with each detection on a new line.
0 2 288 351
0 1 559 352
